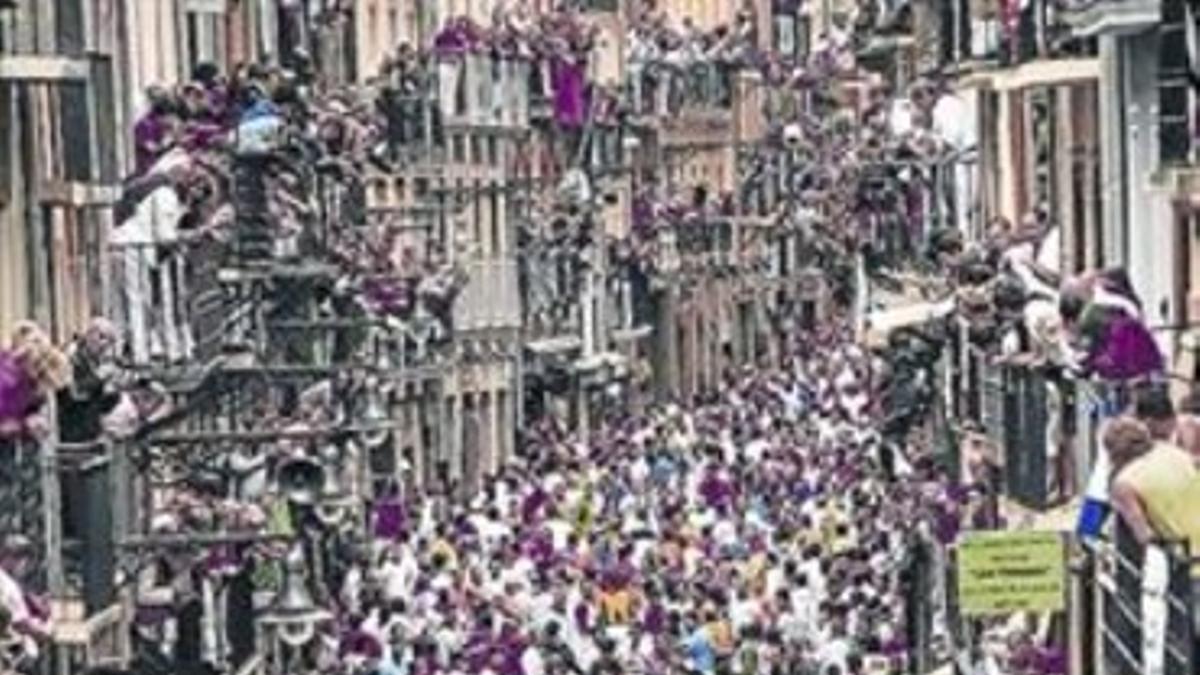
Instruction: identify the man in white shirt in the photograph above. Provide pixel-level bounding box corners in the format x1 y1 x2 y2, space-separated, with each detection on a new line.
109 150 194 364
520 640 546 675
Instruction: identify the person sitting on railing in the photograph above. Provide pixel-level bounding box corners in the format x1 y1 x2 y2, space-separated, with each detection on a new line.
0 324 69 440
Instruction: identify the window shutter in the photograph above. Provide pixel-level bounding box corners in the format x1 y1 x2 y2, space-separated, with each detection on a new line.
1160 1 1191 166
58 80 92 182
0 82 11 203
55 0 85 55
90 55 117 183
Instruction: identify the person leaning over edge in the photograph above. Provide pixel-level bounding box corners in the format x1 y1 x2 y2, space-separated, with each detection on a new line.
1107 412 1200 634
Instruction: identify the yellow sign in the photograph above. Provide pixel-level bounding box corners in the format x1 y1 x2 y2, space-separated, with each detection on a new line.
957 531 1065 616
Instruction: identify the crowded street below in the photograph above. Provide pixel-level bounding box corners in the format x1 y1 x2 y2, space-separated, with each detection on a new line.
330 319 947 675
4 0 1200 673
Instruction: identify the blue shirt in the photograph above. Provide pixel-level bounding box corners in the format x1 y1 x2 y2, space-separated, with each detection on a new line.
685 628 716 673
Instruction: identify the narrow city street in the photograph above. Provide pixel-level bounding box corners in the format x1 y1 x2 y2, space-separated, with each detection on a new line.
324 318 949 675
4 0 1200 674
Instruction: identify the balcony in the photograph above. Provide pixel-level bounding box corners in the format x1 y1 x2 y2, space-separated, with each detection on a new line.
435 53 530 130
631 66 736 145
454 258 521 332
1060 0 1162 38
108 239 240 371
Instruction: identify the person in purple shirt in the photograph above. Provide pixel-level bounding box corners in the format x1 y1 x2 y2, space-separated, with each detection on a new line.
133 86 180 176
0 350 39 438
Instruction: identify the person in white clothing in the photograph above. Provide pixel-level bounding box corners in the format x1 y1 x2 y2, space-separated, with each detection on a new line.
0 538 48 663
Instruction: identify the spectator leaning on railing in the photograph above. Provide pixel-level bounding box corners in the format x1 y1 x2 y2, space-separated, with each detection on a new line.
0 324 69 440
1108 393 1200 558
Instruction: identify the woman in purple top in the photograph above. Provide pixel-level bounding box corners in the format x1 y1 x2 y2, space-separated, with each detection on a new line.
372 492 406 541
1085 313 1164 381
0 351 39 437
550 53 588 129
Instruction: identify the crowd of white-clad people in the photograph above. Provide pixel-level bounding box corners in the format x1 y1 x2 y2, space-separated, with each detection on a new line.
313 318 968 675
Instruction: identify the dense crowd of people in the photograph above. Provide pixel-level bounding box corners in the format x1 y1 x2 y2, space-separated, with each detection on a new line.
287 319 978 675
0 2 1139 675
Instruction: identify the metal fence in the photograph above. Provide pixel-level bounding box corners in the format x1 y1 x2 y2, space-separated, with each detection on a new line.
0 438 47 592
108 240 238 368
1096 517 1196 675
973 359 1054 508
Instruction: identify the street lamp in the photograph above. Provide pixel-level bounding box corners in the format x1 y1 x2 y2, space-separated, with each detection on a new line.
258 545 331 669
313 442 356 527
359 376 392 449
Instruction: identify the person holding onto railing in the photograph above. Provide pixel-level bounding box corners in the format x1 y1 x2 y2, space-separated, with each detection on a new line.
0 323 69 440
1107 409 1200 573
56 318 123 444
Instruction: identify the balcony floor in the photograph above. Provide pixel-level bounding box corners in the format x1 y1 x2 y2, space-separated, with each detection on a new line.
1062 0 1162 37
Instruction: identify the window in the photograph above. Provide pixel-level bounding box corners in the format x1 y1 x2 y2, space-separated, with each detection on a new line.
184 10 226 75
796 16 810 60
0 83 11 200
470 135 482 165
90 57 118 183
472 179 481 253
56 0 85 55
58 82 92 182
490 190 500 255
454 60 467 115
452 134 465 163
487 136 498 166
773 13 796 60
1159 2 1192 165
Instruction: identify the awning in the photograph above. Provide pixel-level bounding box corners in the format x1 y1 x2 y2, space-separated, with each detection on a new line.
863 298 955 346
572 351 628 375
611 324 653 342
525 335 582 355
958 57 1100 92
